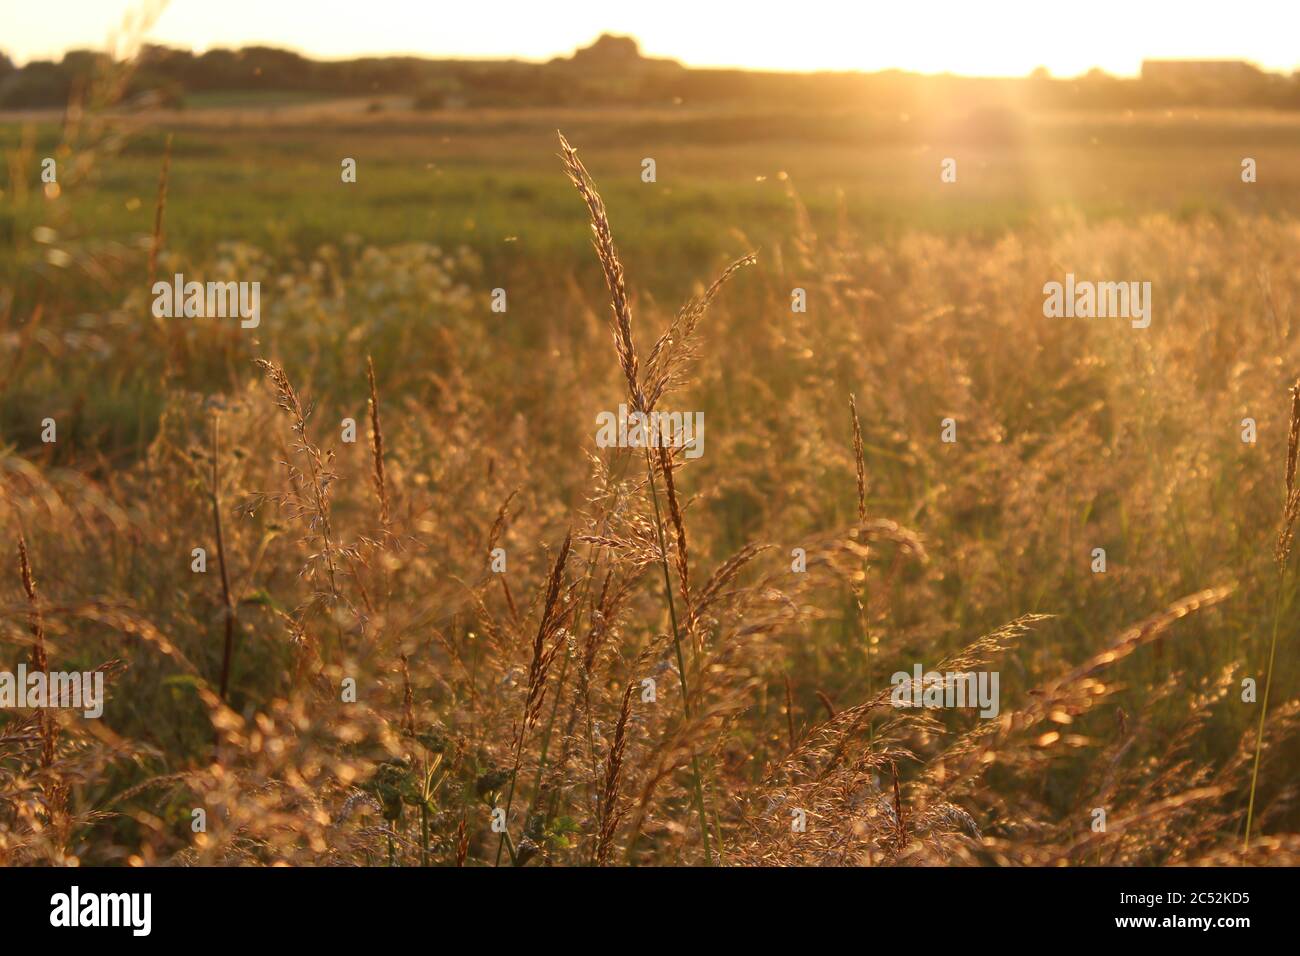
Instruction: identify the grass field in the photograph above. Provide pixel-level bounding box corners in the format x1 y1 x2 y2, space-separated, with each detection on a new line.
8 103 1300 270
2 93 1299 866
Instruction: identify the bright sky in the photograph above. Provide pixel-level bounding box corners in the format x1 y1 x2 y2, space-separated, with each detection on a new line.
4 0 1299 77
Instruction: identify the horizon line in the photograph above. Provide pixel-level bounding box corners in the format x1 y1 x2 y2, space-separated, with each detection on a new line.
6 41 1295 82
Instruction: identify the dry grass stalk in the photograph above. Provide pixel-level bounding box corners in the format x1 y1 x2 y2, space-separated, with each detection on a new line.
495 530 574 865
366 356 391 532
560 129 757 864
557 130 644 412
211 413 237 707
524 530 574 732
595 680 635 865
17 533 64 828
658 445 692 635
487 490 521 629
1275 379 1300 568
399 652 414 736
1247 378 1300 848
640 366 713 862
815 690 836 719
849 393 874 754
890 759 907 848
147 132 172 287
849 393 867 524
254 359 342 607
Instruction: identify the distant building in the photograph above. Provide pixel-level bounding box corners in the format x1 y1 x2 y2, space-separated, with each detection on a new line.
571 34 641 67
549 34 681 74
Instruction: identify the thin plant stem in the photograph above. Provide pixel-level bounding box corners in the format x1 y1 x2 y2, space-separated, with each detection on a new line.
212 414 236 705
642 446 713 865
1245 565 1286 850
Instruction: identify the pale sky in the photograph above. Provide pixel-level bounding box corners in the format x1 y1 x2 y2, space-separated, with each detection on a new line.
3 0 1298 77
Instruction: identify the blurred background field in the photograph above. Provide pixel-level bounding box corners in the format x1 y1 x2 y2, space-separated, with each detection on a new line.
7 102 1300 276
6 97 1300 445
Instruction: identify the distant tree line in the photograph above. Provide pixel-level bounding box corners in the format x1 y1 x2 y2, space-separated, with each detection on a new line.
3 40 1300 111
